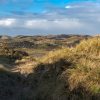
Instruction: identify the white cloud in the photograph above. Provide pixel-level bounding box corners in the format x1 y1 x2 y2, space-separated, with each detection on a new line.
26 19 49 29
65 5 83 9
0 1 100 35
0 18 16 27
25 18 82 30
65 5 72 9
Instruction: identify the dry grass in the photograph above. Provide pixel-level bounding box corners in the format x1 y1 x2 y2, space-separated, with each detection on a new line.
30 37 100 100
0 36 99 100
66 37 100 95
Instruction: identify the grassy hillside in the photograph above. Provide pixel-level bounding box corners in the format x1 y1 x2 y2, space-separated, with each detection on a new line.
26 37 100 100
0 35 90 58
0 36 99 100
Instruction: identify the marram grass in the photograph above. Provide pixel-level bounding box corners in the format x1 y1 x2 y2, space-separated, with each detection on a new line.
35 37 100 99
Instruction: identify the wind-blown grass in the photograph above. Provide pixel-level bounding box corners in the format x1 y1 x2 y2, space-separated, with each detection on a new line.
29 37 100 100
0 37 100 100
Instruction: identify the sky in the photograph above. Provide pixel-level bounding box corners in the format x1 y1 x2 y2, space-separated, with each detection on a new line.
0 0 100 36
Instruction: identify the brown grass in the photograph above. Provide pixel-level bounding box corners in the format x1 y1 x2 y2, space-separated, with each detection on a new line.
0 36 100 100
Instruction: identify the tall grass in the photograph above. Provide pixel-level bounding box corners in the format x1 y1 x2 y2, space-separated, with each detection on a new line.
0 37 99 100
30 37 100 100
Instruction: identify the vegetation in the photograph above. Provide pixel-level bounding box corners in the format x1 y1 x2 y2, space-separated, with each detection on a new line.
25 37 99 100
0 45 28 62
0 36 99 100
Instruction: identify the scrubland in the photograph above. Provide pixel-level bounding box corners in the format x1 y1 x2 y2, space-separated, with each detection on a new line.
0 36 100 100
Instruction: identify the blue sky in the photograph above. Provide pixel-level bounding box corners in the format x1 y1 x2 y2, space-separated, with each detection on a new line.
0 0 100 36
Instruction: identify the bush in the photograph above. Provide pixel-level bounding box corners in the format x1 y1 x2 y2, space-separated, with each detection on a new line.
0 48 28 61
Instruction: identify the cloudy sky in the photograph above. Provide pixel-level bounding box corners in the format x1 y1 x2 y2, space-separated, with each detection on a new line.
0 0 100 36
